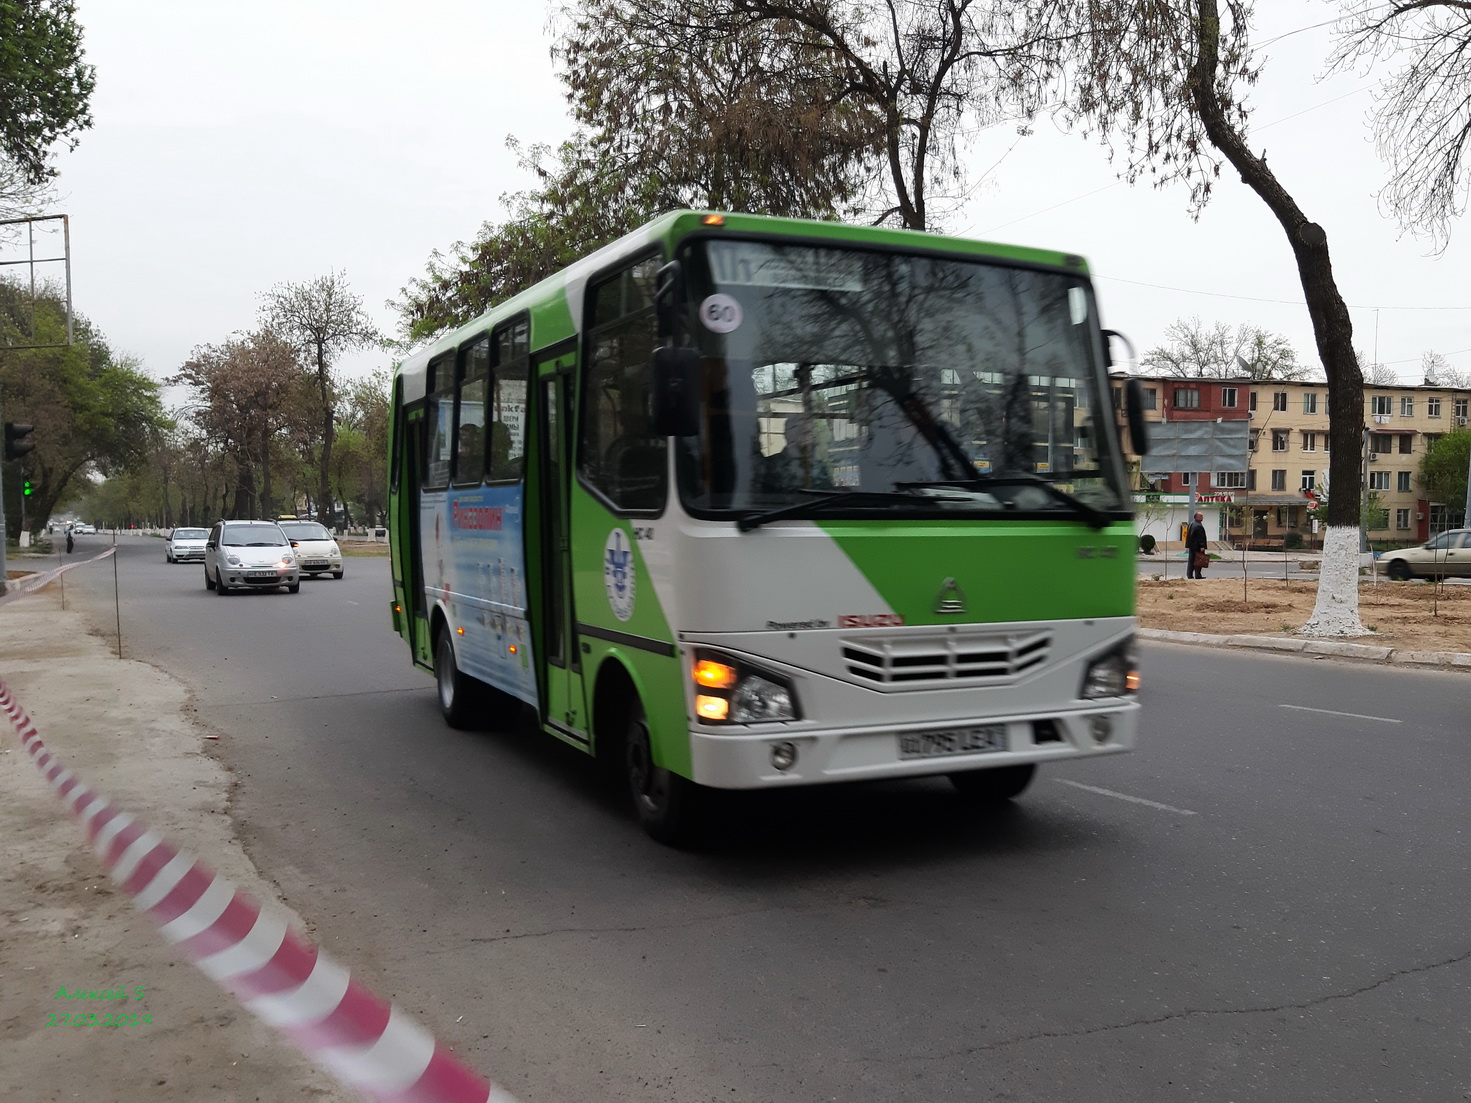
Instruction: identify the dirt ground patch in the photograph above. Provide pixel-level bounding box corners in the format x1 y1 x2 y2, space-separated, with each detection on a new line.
1136 577 1471 654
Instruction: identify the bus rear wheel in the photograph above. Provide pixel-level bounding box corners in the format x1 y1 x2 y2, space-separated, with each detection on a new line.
949 763 1036 803
625 705 698 846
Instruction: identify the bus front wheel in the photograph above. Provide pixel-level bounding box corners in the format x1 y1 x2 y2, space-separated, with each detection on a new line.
435 631 479 729
626 705 698 846
949 763 1035 803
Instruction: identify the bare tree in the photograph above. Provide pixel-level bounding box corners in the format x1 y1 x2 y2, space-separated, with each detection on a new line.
1421 349 1471 388
1142 316 1309 379
1357 349 1400 386
1328 1 1471 250
1028 0 1370 636
259 272 380 528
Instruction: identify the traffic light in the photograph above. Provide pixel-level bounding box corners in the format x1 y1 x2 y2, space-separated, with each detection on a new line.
22 479 33 497
4 422 35 461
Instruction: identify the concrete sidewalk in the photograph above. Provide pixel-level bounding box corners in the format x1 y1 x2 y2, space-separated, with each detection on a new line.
0 582 354 1102
1140 626 1471 670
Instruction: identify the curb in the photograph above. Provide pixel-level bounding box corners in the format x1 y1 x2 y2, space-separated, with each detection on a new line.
1139 628 1471 670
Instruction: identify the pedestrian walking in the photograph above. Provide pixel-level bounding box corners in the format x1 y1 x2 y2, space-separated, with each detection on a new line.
1186 511 1208 579
65 527 74 554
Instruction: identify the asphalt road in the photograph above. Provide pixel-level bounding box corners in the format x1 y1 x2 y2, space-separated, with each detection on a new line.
56 535 1471 1103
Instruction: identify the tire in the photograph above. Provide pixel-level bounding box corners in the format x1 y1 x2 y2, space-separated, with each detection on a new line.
435 630 480 729
214 568 230 596
625 702 699 846
204 567 215 591
286 581 300 594
1386 559 1412 582
332 570 344 580
949 763 1036 803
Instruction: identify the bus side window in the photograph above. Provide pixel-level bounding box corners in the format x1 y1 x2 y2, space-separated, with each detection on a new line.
424 354 454 489
488 318 529 483
579 257 664 512
454 337 490 486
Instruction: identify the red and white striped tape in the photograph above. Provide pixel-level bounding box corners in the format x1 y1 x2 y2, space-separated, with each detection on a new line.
0 678 521 1103
0 545 115 608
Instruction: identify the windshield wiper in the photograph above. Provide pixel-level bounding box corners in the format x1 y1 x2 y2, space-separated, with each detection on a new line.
737 489 967 532
897 473 1115 530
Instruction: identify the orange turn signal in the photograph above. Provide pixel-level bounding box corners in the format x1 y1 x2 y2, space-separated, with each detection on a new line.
456 626 465 635
1126 670 1141 692
694 659 737 689
701 214 726 227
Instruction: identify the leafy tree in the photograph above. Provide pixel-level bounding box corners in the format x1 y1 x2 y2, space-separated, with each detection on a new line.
0 0 95 192
259 273 380 527
1142 316 1309 379
1028 0 1369 635
0 278 165 537
1419 428 1470 524
1328 2 1471 250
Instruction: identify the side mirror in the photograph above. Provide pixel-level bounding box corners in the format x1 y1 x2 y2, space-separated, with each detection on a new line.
651 346 700 437
1124 377 1150 456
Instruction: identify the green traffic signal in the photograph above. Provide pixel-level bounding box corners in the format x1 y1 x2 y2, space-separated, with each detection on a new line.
23 480 33 496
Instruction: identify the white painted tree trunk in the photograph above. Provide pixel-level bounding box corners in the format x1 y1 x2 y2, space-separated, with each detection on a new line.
1300 525 1369 637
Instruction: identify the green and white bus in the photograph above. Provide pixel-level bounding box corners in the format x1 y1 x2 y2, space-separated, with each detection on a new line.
388 211 1148 844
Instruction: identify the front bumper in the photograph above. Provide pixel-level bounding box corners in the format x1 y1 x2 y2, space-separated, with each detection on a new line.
688 702 1138 789
221 566 300 587
173 549 205 561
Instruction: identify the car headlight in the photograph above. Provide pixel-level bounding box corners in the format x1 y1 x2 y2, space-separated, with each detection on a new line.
1081 639 1140 699
280 555 294 566
692 650 799 724
226 554 241 565
329 543 340 555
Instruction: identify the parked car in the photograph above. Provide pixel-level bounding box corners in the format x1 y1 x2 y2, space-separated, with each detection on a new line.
204 519 300 594
1380 529 1471 580
278 520 344 579
166 527 209 563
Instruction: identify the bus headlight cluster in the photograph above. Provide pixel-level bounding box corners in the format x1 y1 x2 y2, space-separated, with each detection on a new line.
1081 639 1140 699
692 650 799 724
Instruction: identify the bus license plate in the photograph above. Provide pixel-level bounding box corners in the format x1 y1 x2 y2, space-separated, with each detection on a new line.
898 725 1006 760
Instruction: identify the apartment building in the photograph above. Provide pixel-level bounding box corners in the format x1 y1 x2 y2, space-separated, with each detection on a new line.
1113 375 1471 547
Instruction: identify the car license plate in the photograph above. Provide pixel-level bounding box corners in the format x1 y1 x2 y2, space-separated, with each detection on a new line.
304 560 328 568
246 570 278 580
898 725 1006 759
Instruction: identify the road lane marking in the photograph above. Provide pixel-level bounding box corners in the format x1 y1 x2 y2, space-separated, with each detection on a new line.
1055 779 1198 816
1280 704 1403 724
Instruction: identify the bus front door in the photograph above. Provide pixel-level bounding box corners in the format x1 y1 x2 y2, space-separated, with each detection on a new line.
534 356 587 741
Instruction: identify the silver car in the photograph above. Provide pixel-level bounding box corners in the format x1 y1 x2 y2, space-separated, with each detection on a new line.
204 520 300 594
1380 529 1471 581
166 527 209 563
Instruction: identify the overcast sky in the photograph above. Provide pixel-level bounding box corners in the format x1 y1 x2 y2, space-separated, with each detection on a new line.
29 0 1471 393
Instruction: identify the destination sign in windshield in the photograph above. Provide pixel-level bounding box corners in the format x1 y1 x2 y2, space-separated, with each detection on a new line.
707 241 867 292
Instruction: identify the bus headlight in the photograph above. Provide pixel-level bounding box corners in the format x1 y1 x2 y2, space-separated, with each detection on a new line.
692 650 799 724
1081 640 1139 699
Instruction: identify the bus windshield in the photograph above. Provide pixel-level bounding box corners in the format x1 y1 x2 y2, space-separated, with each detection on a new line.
675 238 1127 521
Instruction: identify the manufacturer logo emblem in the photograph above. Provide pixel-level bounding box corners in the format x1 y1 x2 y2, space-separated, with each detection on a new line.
935 578 967 614
603 529 636 622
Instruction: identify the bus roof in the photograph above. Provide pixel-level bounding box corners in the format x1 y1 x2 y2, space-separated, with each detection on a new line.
395 211 1092 403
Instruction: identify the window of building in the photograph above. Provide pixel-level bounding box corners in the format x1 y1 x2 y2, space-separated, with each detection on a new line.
1300 431 1317 452
1272 429 1289 451
1214 471 1247 488
1401 396 1414 417
1398 434 1412 455
1371 395 1392 416
1247 468 1257 491
1221 386 1238 408
1456 398 1469 420
1302 392 1318 414
1428 396 1442 417
1369 470 1390 490
1369 508 1390 531
578 254 664 512
1273 391 1288 411
1248 428 1260 452
1396 508 1411 530
1249 390 1259 411
1181 471 1195 485
1398 470 1412 493
1143 387 1157 410
1271 469 1286 491
1425 432 1443 449
1369 433 1393 454
1300 470 1316 490
1174 387 1201 409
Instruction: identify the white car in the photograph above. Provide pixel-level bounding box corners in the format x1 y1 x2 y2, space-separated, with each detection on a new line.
204 519 300 594
166 527 209 563
1380 529 1471 581
278 520 344 580
72 523 96 535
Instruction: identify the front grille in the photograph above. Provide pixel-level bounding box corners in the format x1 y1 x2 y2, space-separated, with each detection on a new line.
842 628 1052 688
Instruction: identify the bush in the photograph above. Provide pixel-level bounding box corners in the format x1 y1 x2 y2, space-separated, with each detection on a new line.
1283 532 1304 550
1139 533 1157 554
